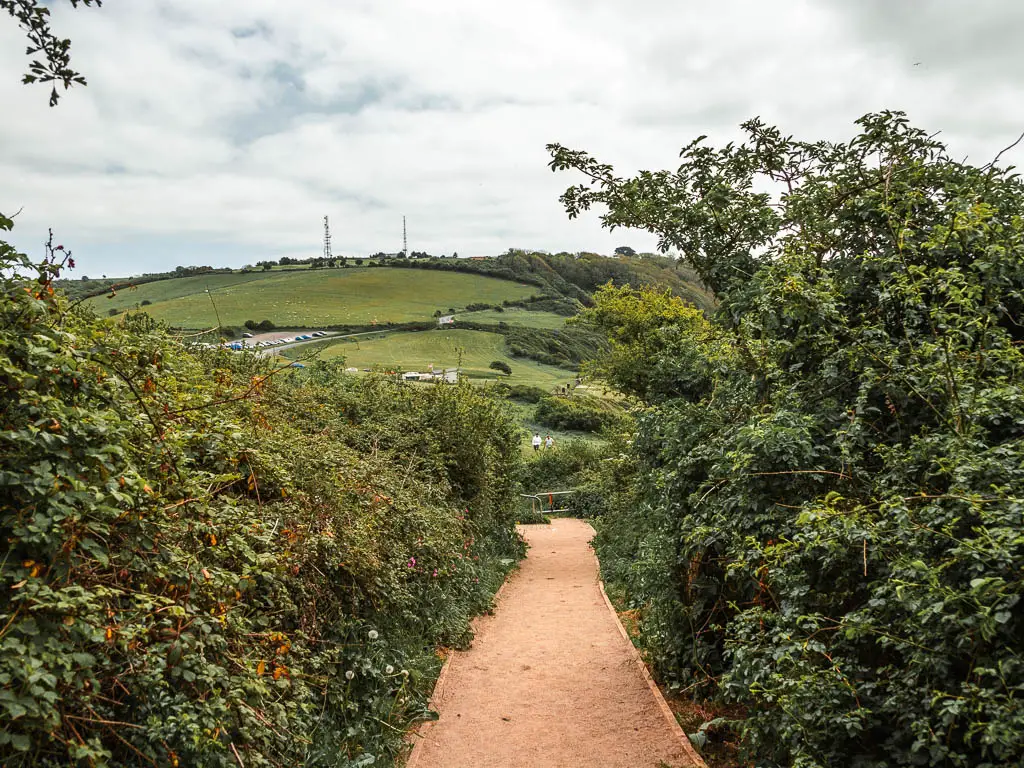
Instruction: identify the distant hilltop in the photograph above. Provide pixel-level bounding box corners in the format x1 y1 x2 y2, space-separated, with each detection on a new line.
59 248 715 318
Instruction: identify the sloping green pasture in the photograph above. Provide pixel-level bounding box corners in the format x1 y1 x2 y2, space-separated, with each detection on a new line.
458 308 569 328
86 268 537 328
298 329 577 389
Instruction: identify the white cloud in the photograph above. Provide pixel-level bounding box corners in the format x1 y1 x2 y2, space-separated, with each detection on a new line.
2 0 1023 276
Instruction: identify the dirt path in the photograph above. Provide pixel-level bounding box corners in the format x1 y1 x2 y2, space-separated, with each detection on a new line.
407 518 702 768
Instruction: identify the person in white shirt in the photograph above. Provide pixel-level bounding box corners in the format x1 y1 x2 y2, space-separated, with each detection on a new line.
532 433 542 451
544 435 555 450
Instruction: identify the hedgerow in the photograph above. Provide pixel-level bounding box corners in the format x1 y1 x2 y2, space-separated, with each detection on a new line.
553 113 1024 766
533 394 625 434
0 220 524 766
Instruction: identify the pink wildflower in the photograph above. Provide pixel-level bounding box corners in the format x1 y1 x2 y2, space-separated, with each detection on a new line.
432 568 438 577
407 557 416 568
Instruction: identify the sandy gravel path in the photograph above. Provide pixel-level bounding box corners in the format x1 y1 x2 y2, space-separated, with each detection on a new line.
407 518 701 768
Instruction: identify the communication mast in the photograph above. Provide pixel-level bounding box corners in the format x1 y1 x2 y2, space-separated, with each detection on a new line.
323 215 332 260
402 215 408 257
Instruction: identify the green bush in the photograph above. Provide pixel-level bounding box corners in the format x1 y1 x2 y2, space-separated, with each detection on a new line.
518 439 602 493
489 360 511 375
556 113 1024 766
533 394 622 433
517 439 608 518
492 383 549 403
0 220 524 767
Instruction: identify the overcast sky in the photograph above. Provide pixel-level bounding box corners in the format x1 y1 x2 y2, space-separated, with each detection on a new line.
3 1 1023 277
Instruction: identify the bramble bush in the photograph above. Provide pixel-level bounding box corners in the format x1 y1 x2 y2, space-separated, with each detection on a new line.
0 218 524 766
552 113 1024 766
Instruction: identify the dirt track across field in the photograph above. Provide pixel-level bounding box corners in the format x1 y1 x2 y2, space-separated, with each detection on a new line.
406 518 703 768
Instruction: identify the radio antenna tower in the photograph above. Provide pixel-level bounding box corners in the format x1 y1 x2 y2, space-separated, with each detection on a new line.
402 215 408 256
323 215 332 260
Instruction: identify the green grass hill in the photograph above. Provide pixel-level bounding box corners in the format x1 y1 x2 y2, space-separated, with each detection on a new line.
290 329 578 389
75 253 712 405
84 268 539 328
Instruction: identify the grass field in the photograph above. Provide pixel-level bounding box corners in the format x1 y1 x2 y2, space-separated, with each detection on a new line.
458 308 569 329
86 269 538 328
293 329 577 389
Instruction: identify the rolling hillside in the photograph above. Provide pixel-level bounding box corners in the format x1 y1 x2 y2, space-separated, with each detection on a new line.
84 268 539 328
290 329 578 388
78 254 712 400
456 308 568 329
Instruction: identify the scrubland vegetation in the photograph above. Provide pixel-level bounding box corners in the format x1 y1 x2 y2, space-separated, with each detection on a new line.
0 223 524 766
552 113 1024 766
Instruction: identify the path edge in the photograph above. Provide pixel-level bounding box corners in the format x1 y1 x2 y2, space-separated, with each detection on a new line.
403 573 515 768
598 579 709 768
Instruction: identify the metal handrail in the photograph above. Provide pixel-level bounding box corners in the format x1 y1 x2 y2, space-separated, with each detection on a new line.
519 490 579 516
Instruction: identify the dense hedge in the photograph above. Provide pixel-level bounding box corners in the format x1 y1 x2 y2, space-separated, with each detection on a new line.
517 440 606 519
556 113 1024 766
1 222 524 766
532 394 624 433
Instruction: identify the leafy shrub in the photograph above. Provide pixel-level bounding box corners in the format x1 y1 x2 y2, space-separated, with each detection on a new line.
555 113 1024 766
243 319 276 331
0 220 524 767
492 383 548 403
518 439 603 494
533 394 622 433
489 360 511 375
517 438 610 519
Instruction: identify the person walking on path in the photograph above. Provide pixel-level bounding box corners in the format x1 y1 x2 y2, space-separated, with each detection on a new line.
544 434 554 450
531 433 542 451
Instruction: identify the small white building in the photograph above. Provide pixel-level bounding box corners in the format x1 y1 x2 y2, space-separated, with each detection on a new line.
438 315 455 326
